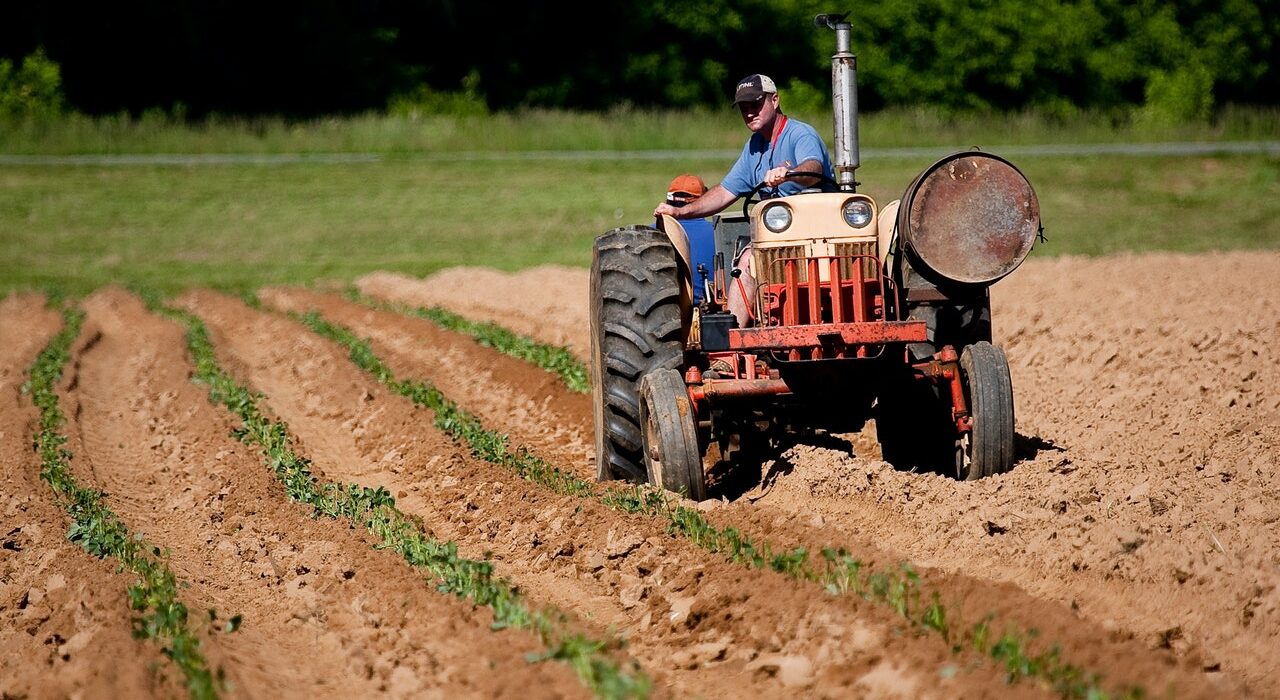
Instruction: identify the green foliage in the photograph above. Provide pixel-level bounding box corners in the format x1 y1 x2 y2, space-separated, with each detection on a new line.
388 70 489 117
775 0 1274 119
0 48 64 119
26 307 219 700
1141 63 1215 124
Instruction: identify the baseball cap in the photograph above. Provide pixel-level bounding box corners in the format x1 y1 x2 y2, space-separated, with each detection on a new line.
733 74 777 105
666 174 707 205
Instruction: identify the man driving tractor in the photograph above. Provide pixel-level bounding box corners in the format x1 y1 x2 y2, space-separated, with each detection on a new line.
654 74 835 327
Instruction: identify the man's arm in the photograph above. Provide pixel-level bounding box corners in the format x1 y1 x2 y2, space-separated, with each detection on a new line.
763 158 824 188
654 184 739 220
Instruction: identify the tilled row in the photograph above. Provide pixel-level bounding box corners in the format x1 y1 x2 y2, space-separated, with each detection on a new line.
355 255 1279 698
192 288 1032 698
0 295 175 699
34 289 588 699
157 297 646 698
253 287 1218 698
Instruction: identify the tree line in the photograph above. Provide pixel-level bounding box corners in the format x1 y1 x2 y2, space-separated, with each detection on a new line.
3 0 1276 120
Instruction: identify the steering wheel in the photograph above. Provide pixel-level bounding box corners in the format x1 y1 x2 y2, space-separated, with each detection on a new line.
741 170 840 218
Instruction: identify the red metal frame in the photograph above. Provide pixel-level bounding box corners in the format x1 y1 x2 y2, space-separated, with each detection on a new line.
729 252 923 359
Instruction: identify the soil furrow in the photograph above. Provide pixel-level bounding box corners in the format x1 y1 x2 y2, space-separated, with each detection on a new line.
357 267 591 360
326 272 1235 698
197 289 1042 699
359 252 1279 697
267 287 594 478
66 288 583 699
0 295 175 699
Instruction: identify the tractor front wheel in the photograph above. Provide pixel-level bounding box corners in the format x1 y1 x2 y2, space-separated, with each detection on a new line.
956 341 1015 480
639 369 706 501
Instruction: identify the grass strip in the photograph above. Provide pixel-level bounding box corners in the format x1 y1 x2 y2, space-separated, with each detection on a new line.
24 307 219 700
346 287 589 394
297 308 1144 700
158 303 647 700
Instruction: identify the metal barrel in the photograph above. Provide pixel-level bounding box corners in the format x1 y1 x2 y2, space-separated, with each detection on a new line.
897 151 1040 286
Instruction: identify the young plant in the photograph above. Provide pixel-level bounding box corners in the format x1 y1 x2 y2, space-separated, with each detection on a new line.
26 307 220 700
346 288 589 394
160 303 648 699
290 305 1147 700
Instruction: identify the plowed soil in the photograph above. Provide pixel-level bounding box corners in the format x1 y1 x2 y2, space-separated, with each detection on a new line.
1 250 1273 698
355 250 1280 698
1 294 176 699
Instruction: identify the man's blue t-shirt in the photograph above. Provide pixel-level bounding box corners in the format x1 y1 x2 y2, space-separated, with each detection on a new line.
721 117 834 198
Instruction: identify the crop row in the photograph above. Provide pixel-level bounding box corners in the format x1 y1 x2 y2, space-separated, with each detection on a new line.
155 303 649 699
26 307 220 700
310 295 1147 700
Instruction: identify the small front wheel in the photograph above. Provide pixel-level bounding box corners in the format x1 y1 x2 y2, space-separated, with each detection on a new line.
956 341 1015 479
638 369 706 501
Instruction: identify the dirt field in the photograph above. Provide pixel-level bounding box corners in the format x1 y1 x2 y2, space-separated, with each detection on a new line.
2 250 1275 698
356 250 1279 698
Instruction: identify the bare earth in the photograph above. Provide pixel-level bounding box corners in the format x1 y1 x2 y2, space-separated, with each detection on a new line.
356 250 1280 698
0 250 1274 698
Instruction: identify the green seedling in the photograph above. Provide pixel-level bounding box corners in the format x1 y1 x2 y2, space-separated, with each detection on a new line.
346 288 589 394
159 303 647 700
292 306 1147 700
26 307 220 700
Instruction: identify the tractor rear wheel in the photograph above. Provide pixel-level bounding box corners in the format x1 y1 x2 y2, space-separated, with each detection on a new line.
956 341 1015 479
638 369 706 500
590 226 685 483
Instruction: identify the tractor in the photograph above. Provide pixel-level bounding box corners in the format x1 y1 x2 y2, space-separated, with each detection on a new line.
590 13 1040 500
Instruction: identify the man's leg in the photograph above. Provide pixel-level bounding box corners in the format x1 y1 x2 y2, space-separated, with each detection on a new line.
726 246 756 328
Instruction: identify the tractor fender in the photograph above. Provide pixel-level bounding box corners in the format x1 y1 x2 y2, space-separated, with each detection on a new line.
878 199 901 270
657 215 696 342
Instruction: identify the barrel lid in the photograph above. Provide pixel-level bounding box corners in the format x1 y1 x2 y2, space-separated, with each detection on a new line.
898 152 1040 285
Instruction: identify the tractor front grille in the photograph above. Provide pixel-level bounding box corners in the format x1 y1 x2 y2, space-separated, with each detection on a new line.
834 240 878 279
755 241 878 286
755 245 808 286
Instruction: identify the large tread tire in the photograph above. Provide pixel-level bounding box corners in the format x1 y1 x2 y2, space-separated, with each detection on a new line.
638 369 706 501
957 341 1015 479
590 226 685 483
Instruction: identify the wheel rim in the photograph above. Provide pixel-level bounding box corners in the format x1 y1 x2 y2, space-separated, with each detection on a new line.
643 402 666 485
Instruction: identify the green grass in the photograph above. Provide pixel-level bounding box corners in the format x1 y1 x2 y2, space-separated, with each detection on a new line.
1 150 1275 297
2 106 1278 154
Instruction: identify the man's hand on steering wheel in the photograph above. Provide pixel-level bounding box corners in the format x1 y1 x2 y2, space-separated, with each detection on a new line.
741 168 839 218
763 161 794 188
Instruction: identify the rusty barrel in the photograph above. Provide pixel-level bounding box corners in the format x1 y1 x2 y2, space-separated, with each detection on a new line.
897 151 1040 286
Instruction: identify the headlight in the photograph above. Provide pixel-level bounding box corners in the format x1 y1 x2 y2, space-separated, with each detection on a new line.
843 199 873 228
762 204 792 232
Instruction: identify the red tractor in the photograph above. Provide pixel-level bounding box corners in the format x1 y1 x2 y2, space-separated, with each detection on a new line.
590 14 1040 500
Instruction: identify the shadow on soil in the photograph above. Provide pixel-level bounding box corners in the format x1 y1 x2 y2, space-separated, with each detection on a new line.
707 427 1068 501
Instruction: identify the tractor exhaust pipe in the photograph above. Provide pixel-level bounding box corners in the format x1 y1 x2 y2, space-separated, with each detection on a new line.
816 13 858 191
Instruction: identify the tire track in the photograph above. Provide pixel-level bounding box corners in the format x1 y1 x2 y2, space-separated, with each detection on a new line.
68 288 584 699
198 289 1037 699
0 295 175 698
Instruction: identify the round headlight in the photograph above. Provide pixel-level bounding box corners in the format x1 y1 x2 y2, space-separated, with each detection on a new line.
762 204 792 232
843 199 873 228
